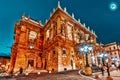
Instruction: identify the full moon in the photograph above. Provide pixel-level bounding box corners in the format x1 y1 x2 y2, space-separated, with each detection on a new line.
109 3 118 11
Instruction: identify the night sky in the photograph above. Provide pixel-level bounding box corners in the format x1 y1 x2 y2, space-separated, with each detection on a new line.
0 0 120 57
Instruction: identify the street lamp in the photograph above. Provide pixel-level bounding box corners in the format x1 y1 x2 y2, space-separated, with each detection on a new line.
79 43 93 75
98 51 112 78
112 57 119 67
98 51 108 66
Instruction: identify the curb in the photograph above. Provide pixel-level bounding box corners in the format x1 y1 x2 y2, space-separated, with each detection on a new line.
78 69 97 80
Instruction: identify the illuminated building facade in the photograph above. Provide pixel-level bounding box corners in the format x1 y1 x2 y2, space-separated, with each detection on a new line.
104 42 120 65
10 2 101 73
10 16 45 73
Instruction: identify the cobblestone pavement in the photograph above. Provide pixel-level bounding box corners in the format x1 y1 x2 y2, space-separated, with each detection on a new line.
97 70 120 80
0 70 95 80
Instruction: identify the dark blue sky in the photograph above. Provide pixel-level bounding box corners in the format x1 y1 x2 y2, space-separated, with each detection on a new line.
0 0 120 57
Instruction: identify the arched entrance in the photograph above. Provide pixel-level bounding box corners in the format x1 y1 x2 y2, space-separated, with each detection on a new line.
28 59 34 67
27 53 37 69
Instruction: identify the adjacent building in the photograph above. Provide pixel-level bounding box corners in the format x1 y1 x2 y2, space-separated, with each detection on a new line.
104 42 120 65
0 56 10 72
10 16 44 73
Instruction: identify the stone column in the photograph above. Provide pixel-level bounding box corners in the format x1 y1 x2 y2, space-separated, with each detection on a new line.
95 55 98 66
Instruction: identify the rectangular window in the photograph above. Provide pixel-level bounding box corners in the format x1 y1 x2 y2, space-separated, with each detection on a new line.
113 46 116 49
74 32 79 43
53 50 56 54
67 24 72 40
61 24 65 36
62 48 67 57
46 30 50 41
49 29 52 39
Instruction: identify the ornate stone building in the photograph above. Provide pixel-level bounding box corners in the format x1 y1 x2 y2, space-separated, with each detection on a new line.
10 2 101 73
104 42 120 65
43 4 97 72
10 16 45 73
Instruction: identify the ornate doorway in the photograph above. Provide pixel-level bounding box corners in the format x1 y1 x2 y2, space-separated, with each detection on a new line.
28 60 34 67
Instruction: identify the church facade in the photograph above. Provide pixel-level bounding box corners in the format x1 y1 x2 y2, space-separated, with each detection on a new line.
10 3 100 73
10 16 45 73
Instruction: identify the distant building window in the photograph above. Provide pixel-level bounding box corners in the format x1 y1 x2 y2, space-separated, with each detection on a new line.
64 68 67 71
109 47 111 50
62 48 67 57
40 53 42 57
110 53 112 55
62 49 66 55
114 52 117 55
53 50 56 55
113 46 116 49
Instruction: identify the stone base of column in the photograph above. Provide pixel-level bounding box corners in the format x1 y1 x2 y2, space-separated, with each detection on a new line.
107 76 113 80
85 67 92 76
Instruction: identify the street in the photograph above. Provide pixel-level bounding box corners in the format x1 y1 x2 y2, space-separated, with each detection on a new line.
0 70 120 80
0 70 94 80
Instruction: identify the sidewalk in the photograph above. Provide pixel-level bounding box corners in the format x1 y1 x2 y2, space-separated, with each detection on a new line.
93 70 120 80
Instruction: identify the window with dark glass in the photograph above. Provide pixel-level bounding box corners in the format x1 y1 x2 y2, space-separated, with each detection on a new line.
53 50 56 55
109 47 111 50
113 46 116 49
40 53 42 57
62 49 66 55
61 24 65 36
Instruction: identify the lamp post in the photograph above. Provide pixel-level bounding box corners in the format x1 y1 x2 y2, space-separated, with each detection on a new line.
98 52 108 66
79 43 93 75
98 51 108 76
98 51 113 79
112 57 118 67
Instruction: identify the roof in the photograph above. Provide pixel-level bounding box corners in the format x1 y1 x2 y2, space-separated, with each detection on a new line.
20 16 44 28
104 42 117 47
44 1 97 37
